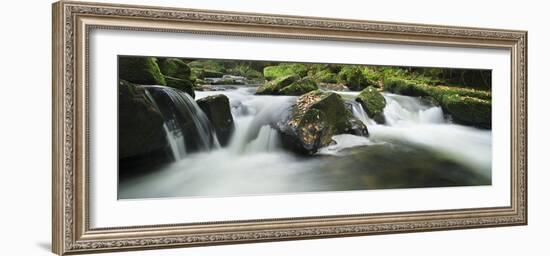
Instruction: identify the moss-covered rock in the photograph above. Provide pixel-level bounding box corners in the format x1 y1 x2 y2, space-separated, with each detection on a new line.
384 77 492 128
191 68 224 79
263 64 309 80
383 77 430 97
256 74 300 95
118 80 171 171
157 58 191 80
356 87 386 124
279 78 318 96
311 69 338 83
119 56 166 85
196 95 235 146
439 94 491 128
337 66 376 91
165 76 195 98
274 90 369 154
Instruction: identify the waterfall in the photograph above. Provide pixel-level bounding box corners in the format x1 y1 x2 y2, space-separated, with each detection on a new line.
142 85 219 160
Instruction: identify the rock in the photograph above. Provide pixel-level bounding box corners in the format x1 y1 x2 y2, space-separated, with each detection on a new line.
263 64 309 80
318 83 349 91
119 56 166 85
356 86 386 124
118 80 171 173
192 68 224 79
337 66 374 91
196 95 235 146
165 76 195 98
383 77 430 97
256 74 300 95
278 77 318 96
157 58 192 80
439 95 491 129
274 90 369 154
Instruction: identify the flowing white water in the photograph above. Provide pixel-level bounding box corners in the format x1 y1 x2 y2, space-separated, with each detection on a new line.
120 86 492 199
326 91 491 178
143 85 219 158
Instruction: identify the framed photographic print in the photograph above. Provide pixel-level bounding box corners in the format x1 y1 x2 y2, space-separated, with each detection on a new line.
52 1 528 255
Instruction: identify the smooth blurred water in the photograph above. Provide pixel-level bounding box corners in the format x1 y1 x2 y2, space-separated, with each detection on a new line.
119 86 491 199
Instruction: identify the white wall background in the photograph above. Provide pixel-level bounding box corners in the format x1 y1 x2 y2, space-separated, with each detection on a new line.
0 0 547 255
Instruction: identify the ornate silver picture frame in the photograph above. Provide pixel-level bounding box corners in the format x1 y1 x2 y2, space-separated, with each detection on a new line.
52 1 527 255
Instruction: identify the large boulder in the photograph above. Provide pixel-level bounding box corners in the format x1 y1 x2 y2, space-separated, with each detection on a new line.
263 64 309 80
356 86 386 123
118 56 166 85
273 90 369 154
165 76 195 98
439 95 491 129
196 95 235 146
157 58 192 80
118 80 171 172
279 77 318 96
256 74 299 95
256 75 318 96
337 66 374 91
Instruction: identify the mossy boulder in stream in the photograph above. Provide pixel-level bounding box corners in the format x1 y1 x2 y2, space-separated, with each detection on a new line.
196 94 235 146
263 64 309 80
356 86 386 123
384 77 492 128
439 94 491 129
118 80 171 173
165 76 195 98
274 90 369 154
256 74 300 95
157 58 192 80
119 56 166 85
256 75 318 96
279 77 318 96
337 66 375 91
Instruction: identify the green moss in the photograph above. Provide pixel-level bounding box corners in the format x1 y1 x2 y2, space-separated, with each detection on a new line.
310 69 338 83
191 68 224 79
165 76 195 98
256 74 300 95
356 87 386 123
337 66 374 91
383 77 430 96
157 58 191 80
384 77 492 128
263 64 309 80
439 94 491 128
279 78 319 96
119 56 166 85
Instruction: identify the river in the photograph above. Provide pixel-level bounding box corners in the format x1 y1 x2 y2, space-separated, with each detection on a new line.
119 85 491 199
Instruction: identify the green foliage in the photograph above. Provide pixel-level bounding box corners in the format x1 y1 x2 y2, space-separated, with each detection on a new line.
118 56 166 85
263 64 309 80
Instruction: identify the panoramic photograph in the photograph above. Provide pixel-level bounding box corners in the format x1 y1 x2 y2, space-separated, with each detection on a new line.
117 56 492 199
